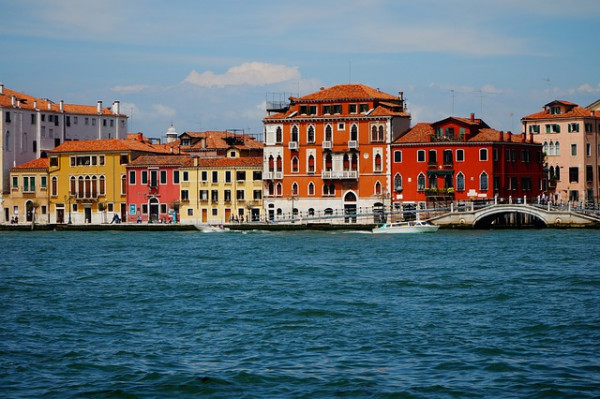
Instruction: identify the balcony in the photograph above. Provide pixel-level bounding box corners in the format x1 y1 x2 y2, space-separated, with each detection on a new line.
288 141 298 150
321 170 358 180
274 171 283 180
348 140 358 149
322 141 332 150
425 188 455 197
263 171 273 180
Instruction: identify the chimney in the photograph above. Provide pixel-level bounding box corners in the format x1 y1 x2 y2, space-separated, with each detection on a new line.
530 133 534 143
34 100 38 109
16 99 21 108
592 111 596 117
112 100 120 115
499 131 503 141
522 133 526 142
470 113 475 122
60 100 64 113
137 133 143 141
193 156 198 167
398 91 403 100
47 102 51 110
507 132 512 141
0 83 3 95
97 100 102 114
11 96 15 107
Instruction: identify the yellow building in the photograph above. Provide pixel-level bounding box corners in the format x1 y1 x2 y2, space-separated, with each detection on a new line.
47 137 168 224
5 158 49 224
179 152 264 224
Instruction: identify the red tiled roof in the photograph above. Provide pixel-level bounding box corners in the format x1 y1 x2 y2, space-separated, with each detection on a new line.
294 84 399 102
127 155 195 168
394 123 434 143
522 104 593 120
49 138 170 154
0 87 125 116
469 129 525 143
394 123 529 144
11 157 49 171
178 131 264 150
188 156 263 168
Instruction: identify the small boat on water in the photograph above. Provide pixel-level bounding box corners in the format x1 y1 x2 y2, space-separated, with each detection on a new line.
194 224 230 233
372 220 439 234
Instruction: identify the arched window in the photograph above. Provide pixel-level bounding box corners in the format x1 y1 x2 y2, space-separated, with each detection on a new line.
428 174 437 189
70 176 76 196
121 174 127 195
92 176 98 197
323 184 330 196
456 172 465 191
549 141 555 156
324 153 332 171
308 182 315 196
268 182 274 196
375 181 382 196
307 126 315 143
325 125 332 142
350 124 358 141
394 150 402 163
555 141 560 156
99 176 105 195
378 125 384 142
84 176 91 198
549 165 555 179
308 208 315 216
292 182 298 196
308 155 315 173
51 176 58 197
329 184 335 195
480 172 489 191
276 182 282 196
291 125 299 142
417 173 425 191
268 155 274 172
276 127 282 143
291 156 299 173
343 153 350 171
78 176 84 198
543 141 548 154
371 126 377 142
351 153 358 170
555 165 560 180
479 148 488 161
276 155 282 172
324 208 333 215
394 173 402 192
374 153 382 172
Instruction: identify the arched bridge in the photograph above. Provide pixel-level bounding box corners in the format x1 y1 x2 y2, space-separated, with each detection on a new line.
429 203 600 228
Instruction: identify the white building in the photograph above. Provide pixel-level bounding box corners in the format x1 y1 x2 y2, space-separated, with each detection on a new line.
0 84 128 220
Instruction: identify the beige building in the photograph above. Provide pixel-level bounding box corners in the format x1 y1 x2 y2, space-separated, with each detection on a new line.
5 158 50 224
521 100 600 203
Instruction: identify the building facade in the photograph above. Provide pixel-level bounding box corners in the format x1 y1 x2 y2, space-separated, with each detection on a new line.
262 84 411 222
391 115 544 209
47 137 167 224
0 84 128 220
125 155 194 223
5 158 49 224
521 100 600 203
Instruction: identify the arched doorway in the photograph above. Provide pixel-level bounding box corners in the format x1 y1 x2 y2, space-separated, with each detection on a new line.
25 200 34 222
343 191 357 223
149 198 159 222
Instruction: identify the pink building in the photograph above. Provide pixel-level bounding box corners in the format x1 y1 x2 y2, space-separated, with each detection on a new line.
125 155 193 223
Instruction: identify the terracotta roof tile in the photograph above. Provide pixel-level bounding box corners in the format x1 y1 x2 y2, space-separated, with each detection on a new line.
394 123 434 143
185 156 263 168
127 155 195 167
294 84 399 102
49 138 170 154
522 104 593 120
178 131 264 150
11 157 49 171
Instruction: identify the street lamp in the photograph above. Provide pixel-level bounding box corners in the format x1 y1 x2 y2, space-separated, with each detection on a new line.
65 191 73 224
287 194 298 222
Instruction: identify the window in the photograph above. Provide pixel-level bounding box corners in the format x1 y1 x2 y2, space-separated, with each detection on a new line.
41 176 47 189
456 172 465 191
545 124 560 133
417 150 425 162
276 183 283 196
569 167 579 183
394 150 402 163
308 182 315 196
182 171 189 182
120 154 128 164
291 182 298 196
586 165 593 183
224 190 231 202
5 111 11 123
291 157 299 173
173 170 180 184
325 125 333 142
211 190 219 202
417 173 425 191
12 176 18 189
121 174 127 195
375 181 382 196
428 150 437 164
350 124 358 141
349 104 357 114
99 176 105 195
253 189 262 200
337 122 345 131
323 105 331 114
236 171 246 181
529 125 540 134
253 171 262 181
276 127 283 143
394 174 402 192
571 144 577 156
129 170 136 185
141 171 148 185
568 123 580 133
456 149 464 162
51 177 58 196
359 103 369 113
307 126 315 143
374 153 382 172
99 156 105 166
181 190 189 201
200 190 209 201
225 171 232 183
187 208 193 216
587 143 592 157
333 104 342 114
308 155 315 173
50 157 58 167
291 125 299 142
443 149 453 165
480 172 489 191
160 170 167 184
212 208 218 216
479 148 488 161
207 171 214 182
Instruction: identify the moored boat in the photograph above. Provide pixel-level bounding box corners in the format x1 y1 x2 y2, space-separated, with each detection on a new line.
194 224 230 233
372 220 439 234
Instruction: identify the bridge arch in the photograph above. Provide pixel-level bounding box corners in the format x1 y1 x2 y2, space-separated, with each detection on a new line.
473 205 547 228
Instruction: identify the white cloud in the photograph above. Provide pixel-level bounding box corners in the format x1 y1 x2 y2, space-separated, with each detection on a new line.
120 102 175 120
183 62 300 88
111 84 151 94
152 104 176 118
573 83 600 94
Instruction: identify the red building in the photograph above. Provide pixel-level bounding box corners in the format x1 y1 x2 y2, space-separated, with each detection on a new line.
125 155 193 223
262 84 411 222
390 115 544 208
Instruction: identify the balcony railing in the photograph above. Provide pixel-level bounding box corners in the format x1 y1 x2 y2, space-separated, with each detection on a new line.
263 171 273 180
424 188 455 197
321 170 358 180
274 171 283 180
322 141 332 150
348 140 358 149
288 141 298 150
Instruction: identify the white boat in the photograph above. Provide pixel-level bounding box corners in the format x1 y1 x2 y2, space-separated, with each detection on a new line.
194 224 230 233
372 220 439 234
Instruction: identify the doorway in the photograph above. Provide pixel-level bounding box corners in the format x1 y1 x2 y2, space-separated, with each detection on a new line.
149 198 159 222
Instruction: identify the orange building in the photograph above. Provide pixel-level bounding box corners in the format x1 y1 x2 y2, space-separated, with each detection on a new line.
262 84 410 222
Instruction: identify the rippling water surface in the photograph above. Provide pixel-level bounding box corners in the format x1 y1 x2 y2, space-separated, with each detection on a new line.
1 229 599 398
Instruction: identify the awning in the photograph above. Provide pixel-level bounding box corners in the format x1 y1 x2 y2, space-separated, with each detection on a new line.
427 170 454 176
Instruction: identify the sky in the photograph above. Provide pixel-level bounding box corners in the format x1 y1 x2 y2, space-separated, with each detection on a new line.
1 0 599 141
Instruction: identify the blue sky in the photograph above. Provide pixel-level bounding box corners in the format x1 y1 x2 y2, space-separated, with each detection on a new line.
2 0 599 140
